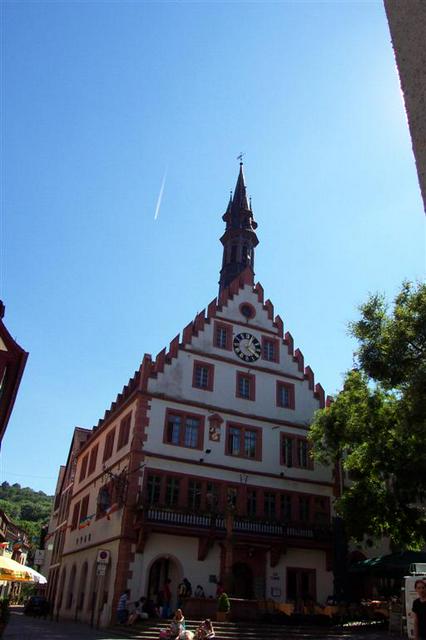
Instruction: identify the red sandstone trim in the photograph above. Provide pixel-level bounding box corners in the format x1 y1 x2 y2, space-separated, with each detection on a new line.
293 348 304 373
315 383 325 409
142 450 334 488
254 282 264 303
264 299 274 320
284 331 294 356
304 366 314 391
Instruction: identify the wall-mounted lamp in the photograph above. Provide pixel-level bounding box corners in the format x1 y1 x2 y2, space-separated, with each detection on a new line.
205 449 211 454
199 458 204 463
279 472 285 478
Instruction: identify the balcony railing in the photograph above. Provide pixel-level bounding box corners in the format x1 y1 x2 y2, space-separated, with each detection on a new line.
142 506 331 541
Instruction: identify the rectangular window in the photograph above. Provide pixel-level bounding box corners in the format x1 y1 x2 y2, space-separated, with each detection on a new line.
88 444 98 476
276 381 295 409
236 372 255 401
103 429 116 462
299 495 310 522
79 495 89 523
71 501 80 531
146 474 161 505
226 423 261 460
247 490 257 517
117 414 131 450
280 435 312 469
164 410 203 450
79 455 89 483
313 496 329 525
192 361 214 391
297 439 310 469
262 337 279 363
264 492 276 519
281 436 294 467
214 321 231 350
188 480 202 511
165 476 180 507
280 494 292 522
206 482 220 512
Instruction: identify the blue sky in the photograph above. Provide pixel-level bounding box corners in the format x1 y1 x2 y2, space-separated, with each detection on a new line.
1 1 424 495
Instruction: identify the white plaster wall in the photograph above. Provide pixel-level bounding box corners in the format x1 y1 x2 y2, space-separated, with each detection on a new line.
129 533 221 606
58 539 120 626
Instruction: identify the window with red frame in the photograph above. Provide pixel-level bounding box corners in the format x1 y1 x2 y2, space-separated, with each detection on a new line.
79 495 89 527
280 434 313 469
214 322 231 350
71 501 80 531
164 410 203 449
264 491 277 519
192 361 214 391
117 414 131 450
247 490 257 517
103 429 116 462
298 495 310 522
276 381 295 409
88 444 98 476
280 493 292 522
236 372 255 400
79 454 89 483
226 423 260 459
262 337 279 363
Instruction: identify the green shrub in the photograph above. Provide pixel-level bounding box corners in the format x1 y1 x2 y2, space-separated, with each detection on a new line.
217 592 230 612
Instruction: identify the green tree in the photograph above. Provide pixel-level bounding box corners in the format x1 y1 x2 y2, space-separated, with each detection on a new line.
309 281 426 549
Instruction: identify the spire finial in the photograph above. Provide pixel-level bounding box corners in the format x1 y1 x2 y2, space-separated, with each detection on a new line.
237 152 244 164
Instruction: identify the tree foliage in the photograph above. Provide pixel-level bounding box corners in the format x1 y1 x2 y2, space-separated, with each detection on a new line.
309 281 426 549
0 481 53 546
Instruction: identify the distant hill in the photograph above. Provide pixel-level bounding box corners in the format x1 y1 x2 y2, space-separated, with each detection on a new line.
0 481 53 546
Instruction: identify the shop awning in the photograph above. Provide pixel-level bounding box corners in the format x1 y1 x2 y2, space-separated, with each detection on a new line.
0 556 47 583
350 551 426 577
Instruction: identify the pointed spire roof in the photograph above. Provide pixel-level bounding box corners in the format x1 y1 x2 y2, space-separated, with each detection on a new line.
222 162 258 231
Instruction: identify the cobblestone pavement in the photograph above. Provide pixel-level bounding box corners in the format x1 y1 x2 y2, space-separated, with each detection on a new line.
3 608 403 640
4 607 124 640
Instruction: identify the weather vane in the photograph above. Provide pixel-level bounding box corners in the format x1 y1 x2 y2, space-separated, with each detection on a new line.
237 152 245 162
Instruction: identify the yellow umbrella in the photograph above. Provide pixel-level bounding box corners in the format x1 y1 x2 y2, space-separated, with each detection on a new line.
0 556 36 583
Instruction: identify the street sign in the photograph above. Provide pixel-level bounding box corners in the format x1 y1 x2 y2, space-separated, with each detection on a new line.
96 549 110 564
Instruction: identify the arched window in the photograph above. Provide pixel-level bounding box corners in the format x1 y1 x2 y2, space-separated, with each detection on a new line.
66 565 77 609
230 245 237 263
242 245 248 264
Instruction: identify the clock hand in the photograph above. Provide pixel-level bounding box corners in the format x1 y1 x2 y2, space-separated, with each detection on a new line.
247 344 258 356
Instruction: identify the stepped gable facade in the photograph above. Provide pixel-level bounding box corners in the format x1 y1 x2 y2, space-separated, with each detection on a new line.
51 165 335 627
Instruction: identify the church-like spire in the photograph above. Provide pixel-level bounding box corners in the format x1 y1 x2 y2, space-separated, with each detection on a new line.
219 163 259 293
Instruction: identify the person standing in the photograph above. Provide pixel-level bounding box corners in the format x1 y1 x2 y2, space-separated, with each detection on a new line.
163 578 172 618
413 579 426 640
116 589 130 624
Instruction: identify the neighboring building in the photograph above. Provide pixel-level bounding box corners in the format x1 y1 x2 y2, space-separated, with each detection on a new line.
384 0 426 212
50 166 336 626
0 301 28 447
45 427 91 607
0 509 31 600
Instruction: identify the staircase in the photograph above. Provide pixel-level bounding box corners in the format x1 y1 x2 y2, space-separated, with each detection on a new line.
110 618 389 640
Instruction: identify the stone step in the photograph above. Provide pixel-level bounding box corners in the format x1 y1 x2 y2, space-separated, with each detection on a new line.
109 619 385 640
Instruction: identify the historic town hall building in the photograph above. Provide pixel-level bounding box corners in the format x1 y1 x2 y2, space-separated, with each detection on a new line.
45 165 335 627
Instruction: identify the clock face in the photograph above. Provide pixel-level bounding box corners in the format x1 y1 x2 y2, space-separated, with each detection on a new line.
233 332 261 362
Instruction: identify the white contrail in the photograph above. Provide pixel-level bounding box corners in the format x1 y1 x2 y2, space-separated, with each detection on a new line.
154 168 167 220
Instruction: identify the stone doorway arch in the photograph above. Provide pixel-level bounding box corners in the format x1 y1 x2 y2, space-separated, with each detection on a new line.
147 555 182 613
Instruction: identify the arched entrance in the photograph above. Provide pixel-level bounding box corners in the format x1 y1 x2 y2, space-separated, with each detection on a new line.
147 556 181 611
231 562 253 599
